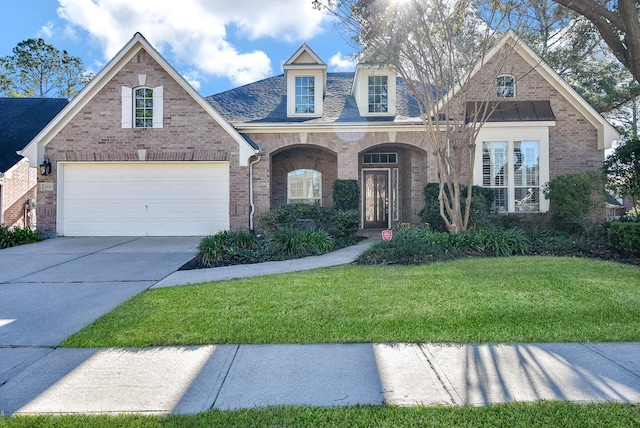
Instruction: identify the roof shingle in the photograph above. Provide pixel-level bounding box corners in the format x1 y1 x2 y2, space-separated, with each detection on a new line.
0 98 67 172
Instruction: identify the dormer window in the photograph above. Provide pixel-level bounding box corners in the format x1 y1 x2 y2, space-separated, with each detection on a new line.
283 44 327 118
135 87 154 128
368 75 388 113
497 75 515 98
353 65 396 117
295 76 315 114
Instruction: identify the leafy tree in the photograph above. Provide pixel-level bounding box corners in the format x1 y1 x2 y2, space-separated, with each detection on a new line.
479 1 640 136
550 0 640 86
314 0 519 232
0 38 91 98
602 137 640 210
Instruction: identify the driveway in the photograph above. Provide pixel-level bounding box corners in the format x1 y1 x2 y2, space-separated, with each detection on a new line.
0 237 199 347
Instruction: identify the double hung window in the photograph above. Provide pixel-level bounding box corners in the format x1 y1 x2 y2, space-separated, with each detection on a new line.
368 75 388 113
295 76 315 114
134 88 154 128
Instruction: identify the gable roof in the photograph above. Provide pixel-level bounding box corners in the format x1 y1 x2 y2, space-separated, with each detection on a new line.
207 73 422 126
450 30 619 150
0 97 67 172
20 33 259 167
283 43 327 68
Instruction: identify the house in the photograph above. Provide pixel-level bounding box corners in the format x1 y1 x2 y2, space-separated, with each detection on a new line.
19 32 619 237
0 98 67 229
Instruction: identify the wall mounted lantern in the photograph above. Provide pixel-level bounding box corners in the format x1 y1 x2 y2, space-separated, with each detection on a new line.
40 155 52 176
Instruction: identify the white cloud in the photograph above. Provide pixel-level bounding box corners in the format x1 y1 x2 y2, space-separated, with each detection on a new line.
38 22 55 39
55 0 331 90
329 52 357 72
181 70 202 91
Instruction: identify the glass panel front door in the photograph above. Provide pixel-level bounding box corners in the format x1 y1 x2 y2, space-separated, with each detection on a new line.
364 170 389 228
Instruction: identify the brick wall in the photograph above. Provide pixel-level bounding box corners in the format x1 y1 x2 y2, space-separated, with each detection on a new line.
270 146 337 207
458 43 603 179
2 159 37 228
243 131 430 225
38 48 249 234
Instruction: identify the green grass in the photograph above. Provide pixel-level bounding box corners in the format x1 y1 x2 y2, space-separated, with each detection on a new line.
61 257 640 347
2 403 640 427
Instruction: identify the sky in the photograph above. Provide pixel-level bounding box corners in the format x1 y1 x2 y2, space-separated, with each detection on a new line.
0 0 358 96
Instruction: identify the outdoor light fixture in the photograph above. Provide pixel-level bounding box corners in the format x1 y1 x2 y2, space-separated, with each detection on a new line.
40 155 52 176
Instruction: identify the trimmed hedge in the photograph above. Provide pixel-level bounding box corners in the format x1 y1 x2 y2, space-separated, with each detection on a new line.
332 179 360 211
256 204 359 238
608 221 640 257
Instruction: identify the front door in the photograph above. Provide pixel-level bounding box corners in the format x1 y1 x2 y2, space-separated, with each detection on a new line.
363 170 389 229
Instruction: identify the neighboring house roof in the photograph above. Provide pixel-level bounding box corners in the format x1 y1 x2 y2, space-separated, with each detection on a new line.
20 33 259 167
0 97 67 173
207 73 422 124
466 101 556 123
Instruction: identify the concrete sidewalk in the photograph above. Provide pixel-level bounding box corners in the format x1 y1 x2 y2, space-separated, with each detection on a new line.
2 237 640 416
153 238 378 287
1 342 639 415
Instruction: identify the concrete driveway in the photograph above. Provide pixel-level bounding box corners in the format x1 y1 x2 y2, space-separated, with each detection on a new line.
0 237 199 347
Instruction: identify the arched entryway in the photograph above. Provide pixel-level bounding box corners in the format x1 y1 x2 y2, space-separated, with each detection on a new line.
270 145 338 207
359 144 429 229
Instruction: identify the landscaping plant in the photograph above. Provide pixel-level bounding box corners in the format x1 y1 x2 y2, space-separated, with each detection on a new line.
0 225 43 248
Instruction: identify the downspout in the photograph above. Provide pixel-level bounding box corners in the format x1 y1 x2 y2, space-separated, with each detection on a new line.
249 153 262 232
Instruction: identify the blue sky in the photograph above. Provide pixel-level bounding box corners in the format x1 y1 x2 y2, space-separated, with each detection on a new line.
0 0 358 96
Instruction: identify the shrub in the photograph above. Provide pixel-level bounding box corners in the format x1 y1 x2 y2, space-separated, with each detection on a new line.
256 204 357 238
332 179 360 211
0 226 43 249
197 230 260 267
419 183 494 231
268 227 334 256
357 225 465 265
355 225 579 265
327 209 359 237
608 221 640 257
481 228 529 257
543 172 607 238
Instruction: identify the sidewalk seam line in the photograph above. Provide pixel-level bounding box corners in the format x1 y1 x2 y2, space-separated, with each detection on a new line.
209 344 240 410
580 343 640 379
419 345 462 406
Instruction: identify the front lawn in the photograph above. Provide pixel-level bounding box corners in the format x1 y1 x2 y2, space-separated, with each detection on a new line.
62 256 640 347
2 402 640 427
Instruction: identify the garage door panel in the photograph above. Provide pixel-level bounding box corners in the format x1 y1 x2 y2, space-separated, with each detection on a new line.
60 162 230 236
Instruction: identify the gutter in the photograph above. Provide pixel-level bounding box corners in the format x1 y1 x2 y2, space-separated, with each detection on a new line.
249 153 262 232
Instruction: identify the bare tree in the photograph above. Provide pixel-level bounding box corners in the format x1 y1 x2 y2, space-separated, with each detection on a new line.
314 0 519 231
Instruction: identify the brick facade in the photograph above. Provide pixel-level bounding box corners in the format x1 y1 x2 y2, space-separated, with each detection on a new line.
30 34 612 235
1 159 37 228
461 43 604 178
37 48 250 234
241 43 605 229
243 130 430 225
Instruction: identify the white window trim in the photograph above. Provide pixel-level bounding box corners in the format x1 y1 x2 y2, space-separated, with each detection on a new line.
353 66 397 117
474 123 552 212
121 85 163 128
286 70 324 118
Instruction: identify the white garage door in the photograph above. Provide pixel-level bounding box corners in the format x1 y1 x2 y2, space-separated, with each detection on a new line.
59 162 229 236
